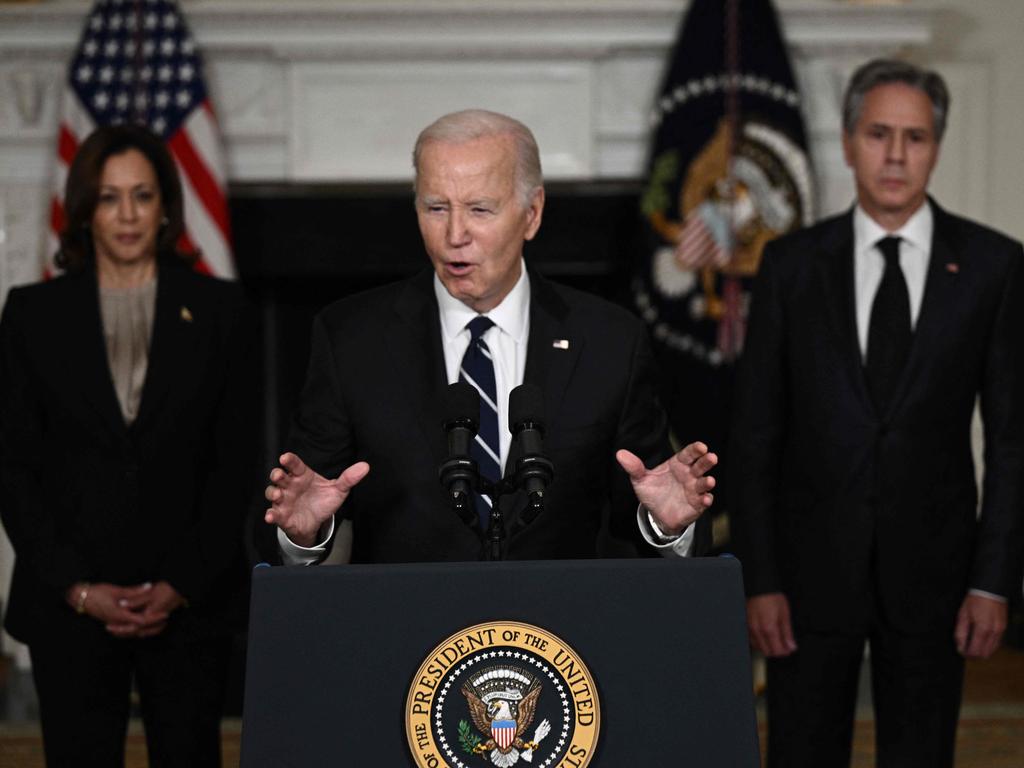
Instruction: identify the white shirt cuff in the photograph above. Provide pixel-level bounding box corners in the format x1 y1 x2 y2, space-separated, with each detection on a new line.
968 588 1007 603
278 517 336 566
636 506 696 558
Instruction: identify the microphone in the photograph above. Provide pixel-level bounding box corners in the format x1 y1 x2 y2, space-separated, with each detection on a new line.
509 384 554 524
439 382 480 527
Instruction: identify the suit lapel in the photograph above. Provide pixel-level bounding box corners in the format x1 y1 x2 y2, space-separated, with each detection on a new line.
817 212 875 412
392 270 450 468
888 201 962 411
523 270 581 434
63 270 129 438
132 261 192 433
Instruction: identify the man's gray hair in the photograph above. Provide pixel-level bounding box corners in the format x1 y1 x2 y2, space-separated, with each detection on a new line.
412 109 543 206
842 58 950 141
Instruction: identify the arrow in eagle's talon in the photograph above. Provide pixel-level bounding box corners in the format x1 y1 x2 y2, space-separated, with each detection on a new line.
521 718 552 762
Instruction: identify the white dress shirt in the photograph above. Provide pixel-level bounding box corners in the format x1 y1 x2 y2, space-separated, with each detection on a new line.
852 203 932 359
435 264 531 475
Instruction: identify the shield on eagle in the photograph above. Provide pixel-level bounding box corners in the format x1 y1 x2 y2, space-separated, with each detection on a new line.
491 719 517 750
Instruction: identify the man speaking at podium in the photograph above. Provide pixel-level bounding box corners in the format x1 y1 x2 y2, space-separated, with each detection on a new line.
264 110 716 565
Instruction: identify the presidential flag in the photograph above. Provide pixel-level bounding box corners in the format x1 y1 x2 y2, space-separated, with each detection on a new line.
48 0 233 278
633 0 813 470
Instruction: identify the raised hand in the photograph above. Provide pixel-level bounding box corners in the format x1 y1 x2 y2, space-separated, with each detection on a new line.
264 452 370 547
615 440 716 535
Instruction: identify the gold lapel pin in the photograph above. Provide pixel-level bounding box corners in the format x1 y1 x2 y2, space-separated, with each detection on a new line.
180 306 193 322
945 263 959 274
552 339 569 350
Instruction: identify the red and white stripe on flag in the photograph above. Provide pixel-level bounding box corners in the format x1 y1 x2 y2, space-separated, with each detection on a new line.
47 0 234 280
677 207 729 268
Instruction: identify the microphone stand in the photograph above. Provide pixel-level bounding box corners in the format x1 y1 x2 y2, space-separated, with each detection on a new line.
483 493 504 562
439 383 554 562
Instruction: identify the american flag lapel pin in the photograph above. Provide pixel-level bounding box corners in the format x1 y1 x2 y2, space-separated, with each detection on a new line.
180 306 193 322
945 263 959 274
552 339 569 350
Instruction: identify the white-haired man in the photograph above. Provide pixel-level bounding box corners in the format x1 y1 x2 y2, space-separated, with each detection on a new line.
265 109 717 564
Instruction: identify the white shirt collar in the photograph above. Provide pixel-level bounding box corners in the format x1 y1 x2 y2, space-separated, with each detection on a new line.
853 201 934 255
434 259 531 343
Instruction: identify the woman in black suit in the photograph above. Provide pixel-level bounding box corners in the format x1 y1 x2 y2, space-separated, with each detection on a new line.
0 125 254 767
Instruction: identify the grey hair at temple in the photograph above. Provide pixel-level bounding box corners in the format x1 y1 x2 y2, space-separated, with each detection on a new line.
842 58 951 141
412 109 544 207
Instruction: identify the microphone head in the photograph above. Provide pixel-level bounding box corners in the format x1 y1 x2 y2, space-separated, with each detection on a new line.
509 383 544 431
444 381 480 430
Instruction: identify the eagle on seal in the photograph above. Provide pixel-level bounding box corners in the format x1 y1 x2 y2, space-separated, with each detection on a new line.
461 667 543 765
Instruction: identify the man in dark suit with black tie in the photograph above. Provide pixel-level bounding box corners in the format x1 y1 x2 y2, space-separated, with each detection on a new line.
731 59 1024 767
264 109 717 565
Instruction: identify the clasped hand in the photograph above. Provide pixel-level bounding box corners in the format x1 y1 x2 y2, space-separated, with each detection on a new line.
66 580 185 639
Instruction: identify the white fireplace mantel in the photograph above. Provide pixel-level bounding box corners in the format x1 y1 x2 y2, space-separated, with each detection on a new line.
0 2 934 58
0 0 934 289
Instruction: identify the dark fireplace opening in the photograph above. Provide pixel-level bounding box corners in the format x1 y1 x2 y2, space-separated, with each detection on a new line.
229 179 647 465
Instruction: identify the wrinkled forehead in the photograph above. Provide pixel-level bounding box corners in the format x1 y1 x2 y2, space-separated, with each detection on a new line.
415 135 518 195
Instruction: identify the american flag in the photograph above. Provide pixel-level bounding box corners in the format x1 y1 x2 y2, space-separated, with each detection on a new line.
48 0 234 278
676 201 731 270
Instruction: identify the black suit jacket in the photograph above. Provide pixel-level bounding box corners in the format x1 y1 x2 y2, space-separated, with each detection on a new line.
0 260 256 642
287 267 709 562
731 201 1024 634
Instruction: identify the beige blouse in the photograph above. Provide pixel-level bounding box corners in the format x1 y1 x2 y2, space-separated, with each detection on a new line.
99 279 157 425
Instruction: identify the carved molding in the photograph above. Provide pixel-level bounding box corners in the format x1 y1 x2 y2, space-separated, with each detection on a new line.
0 0 936 289
0 1 933 59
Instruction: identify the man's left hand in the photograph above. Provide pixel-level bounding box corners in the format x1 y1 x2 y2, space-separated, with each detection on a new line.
954 593 1007 659
616 441 716 535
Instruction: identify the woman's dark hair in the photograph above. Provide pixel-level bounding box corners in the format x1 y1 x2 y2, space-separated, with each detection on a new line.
56 123 195 272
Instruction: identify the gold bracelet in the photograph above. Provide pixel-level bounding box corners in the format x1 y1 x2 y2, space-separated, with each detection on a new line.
74 583 90 615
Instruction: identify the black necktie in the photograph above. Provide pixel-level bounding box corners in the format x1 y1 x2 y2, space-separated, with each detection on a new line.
459 316 500 528
866 236 911 412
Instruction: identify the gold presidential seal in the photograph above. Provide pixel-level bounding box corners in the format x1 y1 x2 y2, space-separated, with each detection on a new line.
405 621 600 768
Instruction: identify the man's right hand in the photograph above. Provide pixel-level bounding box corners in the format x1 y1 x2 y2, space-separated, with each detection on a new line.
747 592 798 657
264 453 370 547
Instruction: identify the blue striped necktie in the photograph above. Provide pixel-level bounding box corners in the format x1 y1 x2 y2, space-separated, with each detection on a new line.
460 316 501 528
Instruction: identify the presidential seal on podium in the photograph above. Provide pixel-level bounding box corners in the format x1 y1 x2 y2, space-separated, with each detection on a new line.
406 621 600 768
